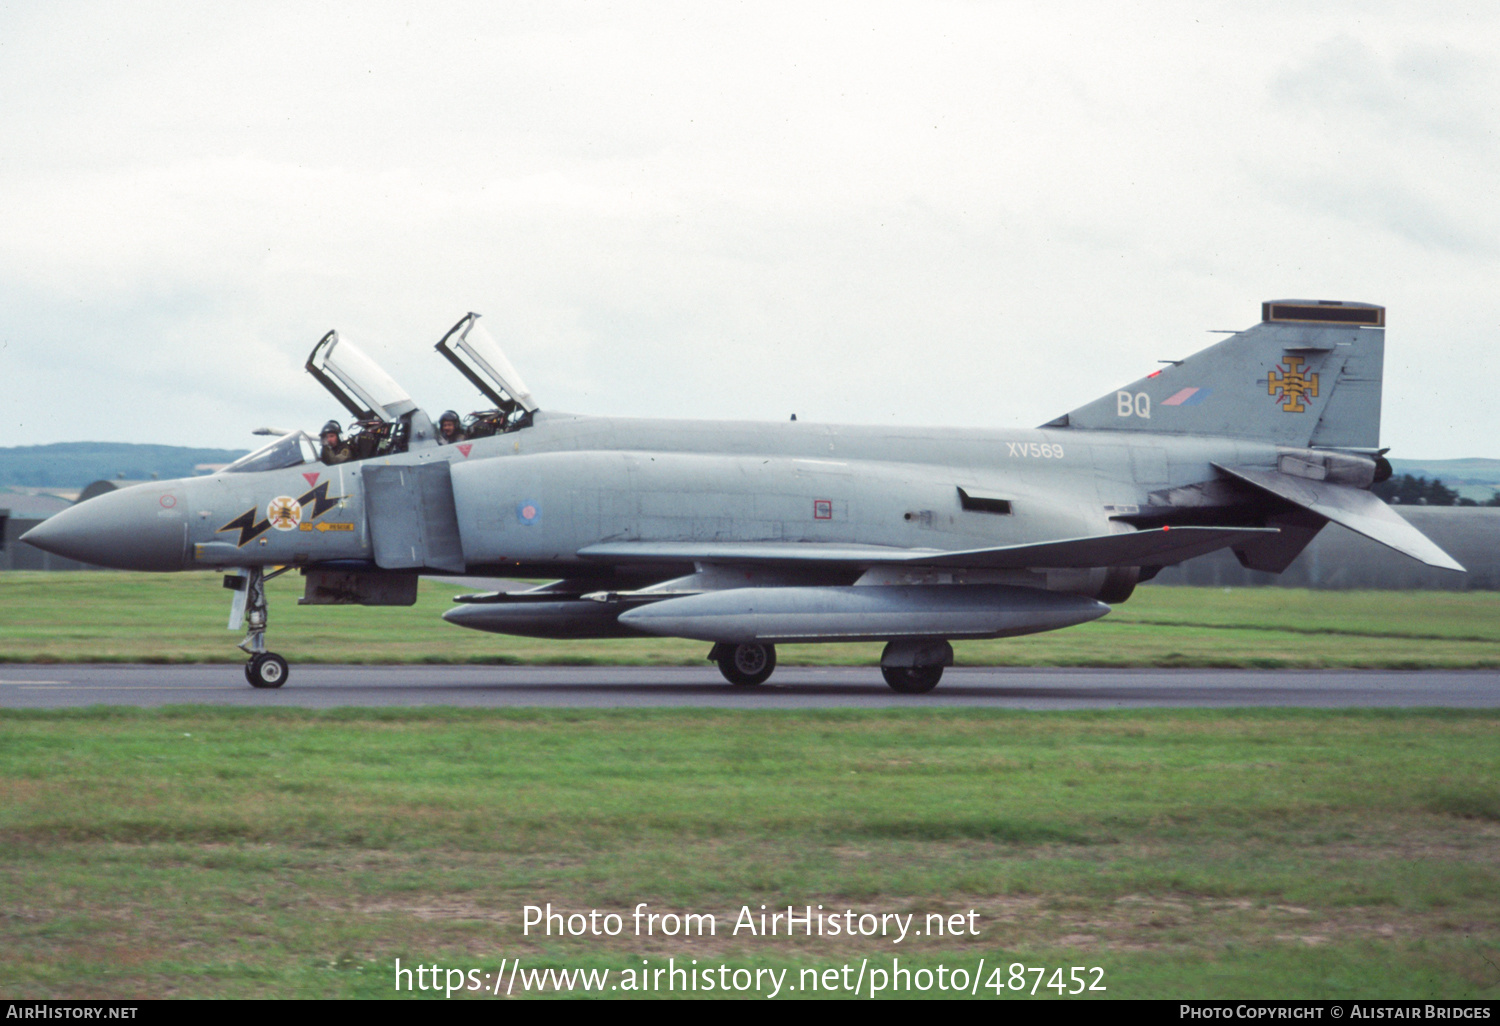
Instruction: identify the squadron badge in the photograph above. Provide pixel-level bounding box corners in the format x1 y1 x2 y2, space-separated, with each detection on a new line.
1268 356 1319 413
266 496 304 531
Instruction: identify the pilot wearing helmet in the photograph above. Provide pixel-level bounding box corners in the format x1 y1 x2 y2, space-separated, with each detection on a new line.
436 410 466 445
320 420 353 465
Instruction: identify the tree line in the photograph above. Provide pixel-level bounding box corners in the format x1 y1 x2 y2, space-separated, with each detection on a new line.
1373 474 1500 507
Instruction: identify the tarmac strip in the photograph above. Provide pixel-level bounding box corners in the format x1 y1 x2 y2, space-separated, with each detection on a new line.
0 664 1496 709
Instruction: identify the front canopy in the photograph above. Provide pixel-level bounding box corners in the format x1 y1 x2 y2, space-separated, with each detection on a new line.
221 431 319 474
305 331 419 423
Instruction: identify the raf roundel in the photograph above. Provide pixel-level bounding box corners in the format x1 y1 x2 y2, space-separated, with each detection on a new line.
516 500 542 526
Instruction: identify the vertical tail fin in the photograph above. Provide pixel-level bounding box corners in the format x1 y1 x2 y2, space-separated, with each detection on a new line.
1045 300 1385 448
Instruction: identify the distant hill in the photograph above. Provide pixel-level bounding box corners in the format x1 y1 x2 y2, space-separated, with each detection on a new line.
0 443 251 489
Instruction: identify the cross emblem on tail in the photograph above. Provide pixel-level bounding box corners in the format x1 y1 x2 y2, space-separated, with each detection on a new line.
1268 355 1319 413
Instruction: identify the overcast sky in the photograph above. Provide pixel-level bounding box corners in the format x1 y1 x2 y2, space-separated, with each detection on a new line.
2 2 1496 457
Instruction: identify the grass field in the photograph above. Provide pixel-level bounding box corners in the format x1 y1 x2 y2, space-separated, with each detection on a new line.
1 707 1497 999
4 575 1497 999
3 571 1500 668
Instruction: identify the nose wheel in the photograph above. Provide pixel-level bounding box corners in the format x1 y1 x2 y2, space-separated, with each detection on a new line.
245 652 289 689
228 566 294 688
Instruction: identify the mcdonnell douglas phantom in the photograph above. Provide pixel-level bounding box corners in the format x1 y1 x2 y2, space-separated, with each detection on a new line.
24 300 1462 690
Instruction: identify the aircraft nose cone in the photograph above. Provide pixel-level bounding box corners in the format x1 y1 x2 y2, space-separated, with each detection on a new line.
21 481 192 571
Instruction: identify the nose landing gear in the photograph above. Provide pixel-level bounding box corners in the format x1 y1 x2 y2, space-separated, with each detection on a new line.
228 566 292 689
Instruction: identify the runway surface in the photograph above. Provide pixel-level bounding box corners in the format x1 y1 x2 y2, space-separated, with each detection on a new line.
1 664 1498 709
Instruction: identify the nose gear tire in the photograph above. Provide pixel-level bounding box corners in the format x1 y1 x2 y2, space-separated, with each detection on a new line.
247 652 289 689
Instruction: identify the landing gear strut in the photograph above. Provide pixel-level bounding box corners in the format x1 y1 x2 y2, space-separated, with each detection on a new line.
710 642 777 686
230 566 292 689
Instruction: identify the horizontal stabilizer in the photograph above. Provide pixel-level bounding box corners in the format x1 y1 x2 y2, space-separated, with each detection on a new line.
1213 464 1465 572
578 525 1277 571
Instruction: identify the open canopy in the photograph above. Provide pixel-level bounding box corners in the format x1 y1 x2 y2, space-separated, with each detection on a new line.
433 312 538 415
305 331 418 423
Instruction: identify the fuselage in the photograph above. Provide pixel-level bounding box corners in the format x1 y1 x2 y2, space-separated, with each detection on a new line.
26 410 1280 578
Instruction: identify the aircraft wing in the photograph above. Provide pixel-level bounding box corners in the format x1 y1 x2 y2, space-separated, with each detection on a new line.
1212 463 1465 572
576 526 1278 570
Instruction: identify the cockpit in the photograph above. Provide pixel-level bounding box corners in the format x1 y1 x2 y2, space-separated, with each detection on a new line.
299 314 540 467
304 330 425 463
433 312 539 439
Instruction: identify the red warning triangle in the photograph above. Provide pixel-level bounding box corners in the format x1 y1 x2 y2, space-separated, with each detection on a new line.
303 472 321 487
457 444 473 457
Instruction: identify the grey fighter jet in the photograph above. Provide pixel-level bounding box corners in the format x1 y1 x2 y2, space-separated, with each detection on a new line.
24 300 1462 690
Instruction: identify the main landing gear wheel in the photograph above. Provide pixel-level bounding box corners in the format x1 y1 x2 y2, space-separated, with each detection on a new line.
881 664 944 694
246 652 289 689
715 643 777 686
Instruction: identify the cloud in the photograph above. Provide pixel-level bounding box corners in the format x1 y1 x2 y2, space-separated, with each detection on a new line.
1270 34 1498 149
1261 34 1500 255
0 4 1497 458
